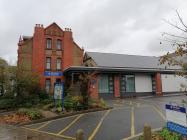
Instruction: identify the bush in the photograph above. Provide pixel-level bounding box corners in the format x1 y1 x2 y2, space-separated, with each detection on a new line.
160 128 182 140
17 108 42 120
38 90 50 100
40 98 53 105
0 98 17 109
64 95 84 111
99 98 107 108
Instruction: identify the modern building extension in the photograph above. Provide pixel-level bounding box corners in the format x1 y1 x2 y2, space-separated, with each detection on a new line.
65 52 187 99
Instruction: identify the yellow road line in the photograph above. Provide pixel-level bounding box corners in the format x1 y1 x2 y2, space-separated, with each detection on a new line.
22 126 75 140
25 115 79 127
153 106 166 120
88 110 111 140
35 121 51 130
131 106 135 136
57 114 84 135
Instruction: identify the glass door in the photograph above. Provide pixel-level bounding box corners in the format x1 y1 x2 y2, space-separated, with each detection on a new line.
98 75 109 93
126 75 135 92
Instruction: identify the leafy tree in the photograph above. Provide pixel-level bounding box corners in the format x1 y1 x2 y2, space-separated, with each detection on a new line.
0 58 9 95
13 66 41 104
79 72 91 109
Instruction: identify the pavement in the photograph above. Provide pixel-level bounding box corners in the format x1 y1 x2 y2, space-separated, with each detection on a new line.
22 95 187 140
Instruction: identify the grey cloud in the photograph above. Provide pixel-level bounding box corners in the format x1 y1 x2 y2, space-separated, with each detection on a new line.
0 0 187 65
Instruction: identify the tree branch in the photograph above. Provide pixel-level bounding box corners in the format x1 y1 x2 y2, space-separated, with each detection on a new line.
162 32 187 39
176 10 187 30
162 19 187 33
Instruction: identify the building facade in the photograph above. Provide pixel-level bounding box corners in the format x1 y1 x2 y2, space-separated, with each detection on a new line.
17 23 186 98
17 23 84 93
64 52 187 99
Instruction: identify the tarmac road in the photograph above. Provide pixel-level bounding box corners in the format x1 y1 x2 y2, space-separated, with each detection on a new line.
23 94 187 140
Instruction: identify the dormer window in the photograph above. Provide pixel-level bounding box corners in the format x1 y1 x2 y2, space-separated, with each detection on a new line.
46 38 52 49
56 39 62 50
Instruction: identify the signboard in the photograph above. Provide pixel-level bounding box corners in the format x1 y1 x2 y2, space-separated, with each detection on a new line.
166 104 187 136
44 71 63 76
54 82 64 111
54 82 64 100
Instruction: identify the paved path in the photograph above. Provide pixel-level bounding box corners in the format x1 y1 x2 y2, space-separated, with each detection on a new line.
22 95 187 140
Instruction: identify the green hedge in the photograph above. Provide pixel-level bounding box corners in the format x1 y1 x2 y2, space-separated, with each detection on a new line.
17 108 43 120
0 98 17 109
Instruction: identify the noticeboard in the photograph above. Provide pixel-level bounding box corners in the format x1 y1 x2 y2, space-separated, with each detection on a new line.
54 82 64 100
166 104 187 136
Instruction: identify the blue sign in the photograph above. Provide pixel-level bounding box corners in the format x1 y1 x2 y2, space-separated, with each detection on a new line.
167 122 187 136
166 104 186 113
44 71 63 76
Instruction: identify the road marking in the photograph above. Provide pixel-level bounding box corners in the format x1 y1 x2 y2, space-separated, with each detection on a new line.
25 115 79 127
22 126 76 140
57 114 84 135
88 110 111 140
35 121 51 130
131 106 135 136
153 106 166 120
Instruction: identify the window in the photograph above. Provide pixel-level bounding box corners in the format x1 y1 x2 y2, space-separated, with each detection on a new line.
125 75 135 92
120 75 135 95
56 39 62 50
46 57 51 70
98 75 109 93
45 79 51 93
46 38 52 49
56 58 61 70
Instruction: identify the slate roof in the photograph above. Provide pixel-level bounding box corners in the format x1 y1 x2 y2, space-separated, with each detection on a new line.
85 52 180 70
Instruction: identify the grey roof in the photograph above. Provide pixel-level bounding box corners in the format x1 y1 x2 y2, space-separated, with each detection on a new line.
86 52 180 70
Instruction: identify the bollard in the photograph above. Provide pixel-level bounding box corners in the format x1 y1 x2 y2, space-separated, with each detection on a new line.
76 129 84 140
143 124 152 140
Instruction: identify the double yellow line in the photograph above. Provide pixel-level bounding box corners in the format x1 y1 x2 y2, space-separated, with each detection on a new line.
88 110 111 140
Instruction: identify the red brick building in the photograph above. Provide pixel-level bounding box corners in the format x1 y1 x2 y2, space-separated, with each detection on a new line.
17 23 84 93
17 23 186 99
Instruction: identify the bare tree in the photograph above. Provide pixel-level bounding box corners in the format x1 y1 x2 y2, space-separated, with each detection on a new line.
160 10 187 76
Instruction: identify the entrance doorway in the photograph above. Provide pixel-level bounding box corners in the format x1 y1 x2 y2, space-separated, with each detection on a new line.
120 75 135 97
98 74 114 99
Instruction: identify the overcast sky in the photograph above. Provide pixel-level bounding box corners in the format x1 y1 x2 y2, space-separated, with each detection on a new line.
0 0 187 65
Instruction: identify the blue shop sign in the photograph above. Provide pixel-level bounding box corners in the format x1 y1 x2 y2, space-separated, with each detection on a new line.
44 71 63 76
165 104 186 113
166 104 187 136
167 122 187 136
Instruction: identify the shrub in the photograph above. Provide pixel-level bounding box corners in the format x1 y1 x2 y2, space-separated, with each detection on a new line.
99 98 107 108
38 90 50 100
17 108 42 120
160 128 182 140
40 98 53 105
0 98 17 109
64 95 84 111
